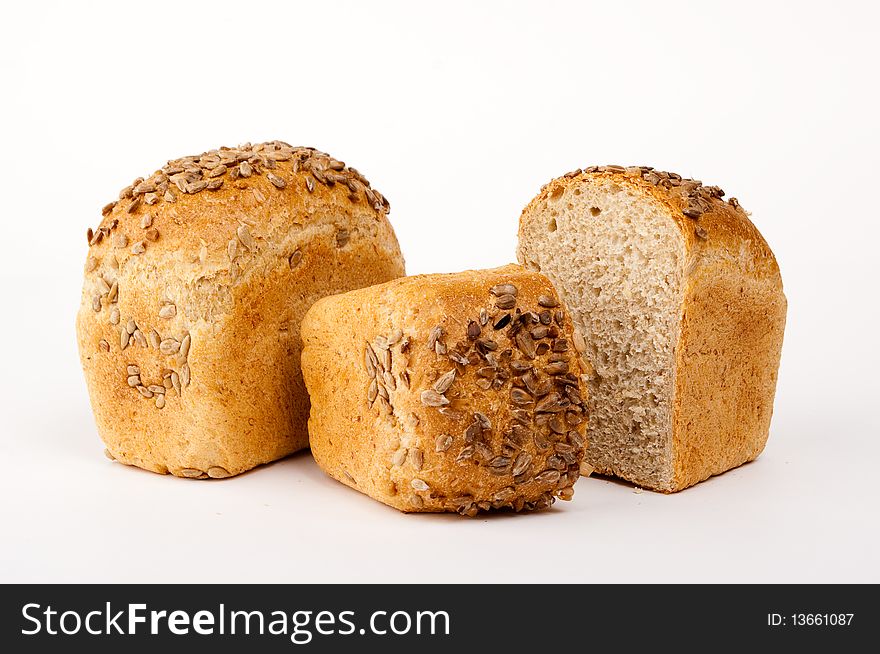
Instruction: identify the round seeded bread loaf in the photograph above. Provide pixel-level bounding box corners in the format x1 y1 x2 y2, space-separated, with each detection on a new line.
517 165 786 492
77 141 405 479
300 265 590 515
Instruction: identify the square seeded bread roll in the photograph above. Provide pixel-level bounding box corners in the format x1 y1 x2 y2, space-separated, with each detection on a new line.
300 264 590 515
77 141 405 479
518 165 786 492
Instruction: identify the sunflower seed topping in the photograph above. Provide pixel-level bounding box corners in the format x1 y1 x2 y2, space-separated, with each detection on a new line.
235 224 255 251
435 434 453 452
411 478 429 492
433 369 456 394
495 294 517 310
267 172 286 189
420 389 449 407
537 295 558 308
490 283 518 297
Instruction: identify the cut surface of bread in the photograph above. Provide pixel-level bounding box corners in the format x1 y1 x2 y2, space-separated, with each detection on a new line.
518 166 786 492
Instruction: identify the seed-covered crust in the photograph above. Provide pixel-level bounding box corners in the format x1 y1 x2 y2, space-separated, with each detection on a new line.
301 265 590 515
530 165 780 279
77 141 405 478
518 165 786 491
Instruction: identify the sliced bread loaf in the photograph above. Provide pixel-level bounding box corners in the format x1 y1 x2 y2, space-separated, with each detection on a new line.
517 166 786 491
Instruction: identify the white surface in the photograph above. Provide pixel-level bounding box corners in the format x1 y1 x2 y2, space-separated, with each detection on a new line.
1 0 878 583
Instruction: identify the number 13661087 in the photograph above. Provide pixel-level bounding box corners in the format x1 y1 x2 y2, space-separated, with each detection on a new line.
768 614 854 627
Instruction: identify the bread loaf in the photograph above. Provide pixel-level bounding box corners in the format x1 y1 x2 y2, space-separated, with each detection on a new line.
300 265 589 514
517 165 786 492
76 141 405 478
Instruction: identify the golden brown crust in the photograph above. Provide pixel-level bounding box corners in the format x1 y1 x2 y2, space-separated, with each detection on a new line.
519 165 786 491
77 141 405 478
301 265 589 515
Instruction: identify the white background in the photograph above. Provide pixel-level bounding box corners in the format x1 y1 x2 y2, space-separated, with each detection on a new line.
1 0 877 583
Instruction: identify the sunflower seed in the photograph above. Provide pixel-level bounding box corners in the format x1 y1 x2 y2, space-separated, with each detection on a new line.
435 434 453 452
377 381 389 401
490 283 518 297
120 329 130 350
534 432 550 452
535 392 564 413
133 329 147 348
464 422 481 444
411 478 429 491
515 331 536 359
289 249 303 268
107 306 120 325
127 375 140 387
557 487 575 501
537 295 558 308
474 412 491 430
535 469 561 485
180 363 191 387
410 448 424 471
570 331 587 357
206 466 230 479
159 338 180 355
159 304 176 319
547 455 567 471
489 456 512 474
171 370 181 395
479 308 489 326
512 452 533 476
420 389 449 407
391 448 407 466
264 172 285 189
448 351 469 366
472 442 492 462
181 468 204 479
136 385 153 398
456 446 475 463
510 388 533 406
106 281 119 303
433 369 456 394
530 325 549 340
495 294 516 310
305 176 315 192
237 224 255 250
427 325 443 351
545 361 569 375
552 339 569 353
467 320 481 340
177 333 190 359
492 313 511 330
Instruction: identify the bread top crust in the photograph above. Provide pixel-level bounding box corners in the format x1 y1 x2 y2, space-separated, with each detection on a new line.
520 165 783 285
83 141 394 280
